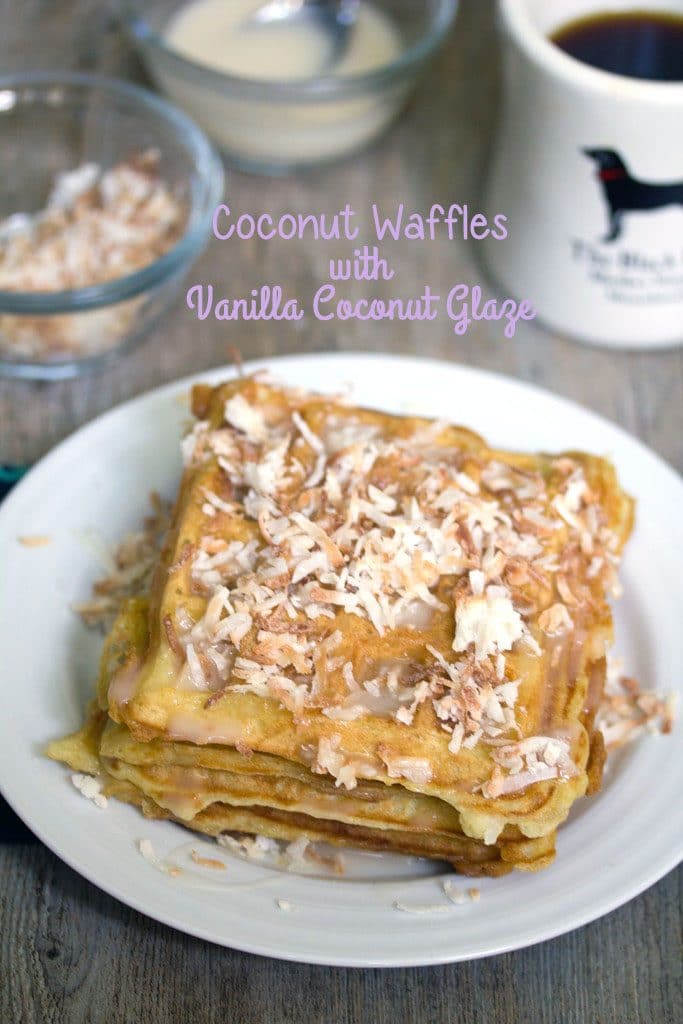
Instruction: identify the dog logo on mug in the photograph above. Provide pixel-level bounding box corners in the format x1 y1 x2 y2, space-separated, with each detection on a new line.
583 148 683 242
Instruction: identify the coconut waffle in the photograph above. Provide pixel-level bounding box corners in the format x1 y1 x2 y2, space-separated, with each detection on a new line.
49 694 555 876
48 374 634 874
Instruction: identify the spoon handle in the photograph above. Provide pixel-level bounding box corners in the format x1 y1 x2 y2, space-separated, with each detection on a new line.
252 0 360 26
250 0 302 25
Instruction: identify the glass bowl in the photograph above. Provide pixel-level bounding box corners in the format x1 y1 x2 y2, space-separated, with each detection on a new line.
122 0 459 174
0 71 223 380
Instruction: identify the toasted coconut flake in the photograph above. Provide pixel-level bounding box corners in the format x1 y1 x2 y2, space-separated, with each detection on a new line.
71 773 107 809
137 838 181 876
216 833 281 862
453 591 524 660
18 534 52 547
0 153 185 359
185 643 209 690
597 657 676 752
538 603 573 636
378 747 433 786
393 900 454 915
74 493 170 630
163 614 184 658
443 879 482 905
311 735 379 790
483 735 579 796
190 849 227 870
303 844 345 876
224 394 269 443
292 411 327 487
138 838 158 864
394 884 482 914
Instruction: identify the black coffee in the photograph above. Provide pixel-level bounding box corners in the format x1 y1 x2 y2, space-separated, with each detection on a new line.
551 10 683 81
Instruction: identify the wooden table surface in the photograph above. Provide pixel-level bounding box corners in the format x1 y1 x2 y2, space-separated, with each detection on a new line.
1 3 681 1022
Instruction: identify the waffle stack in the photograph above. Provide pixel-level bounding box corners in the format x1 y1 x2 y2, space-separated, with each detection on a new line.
49 375 634 876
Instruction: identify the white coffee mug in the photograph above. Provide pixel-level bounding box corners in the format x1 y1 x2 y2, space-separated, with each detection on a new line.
483 0 683 349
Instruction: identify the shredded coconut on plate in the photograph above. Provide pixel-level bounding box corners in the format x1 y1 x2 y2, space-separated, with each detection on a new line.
394 881 482 914
596 656 676 752
215 832 345 876
17 534 52 547
443 879 481 904
190 849 227 871
70 772 107 809
73 492 171 629
216 833 280 862
137 838 182 877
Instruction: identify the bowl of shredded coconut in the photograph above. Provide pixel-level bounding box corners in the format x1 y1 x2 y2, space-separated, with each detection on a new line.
0 71 223 379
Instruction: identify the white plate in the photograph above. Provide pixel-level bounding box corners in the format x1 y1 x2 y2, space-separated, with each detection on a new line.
0 353 681 967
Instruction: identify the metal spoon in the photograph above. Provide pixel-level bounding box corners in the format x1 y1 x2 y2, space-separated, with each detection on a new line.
245 0 360 67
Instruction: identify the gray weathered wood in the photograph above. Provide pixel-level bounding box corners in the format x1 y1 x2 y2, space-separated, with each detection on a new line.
0 3 681 1022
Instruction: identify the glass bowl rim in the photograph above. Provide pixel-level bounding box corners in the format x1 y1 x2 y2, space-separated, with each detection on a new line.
121 0 459 101
0 70 224 315
0 313 171 380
